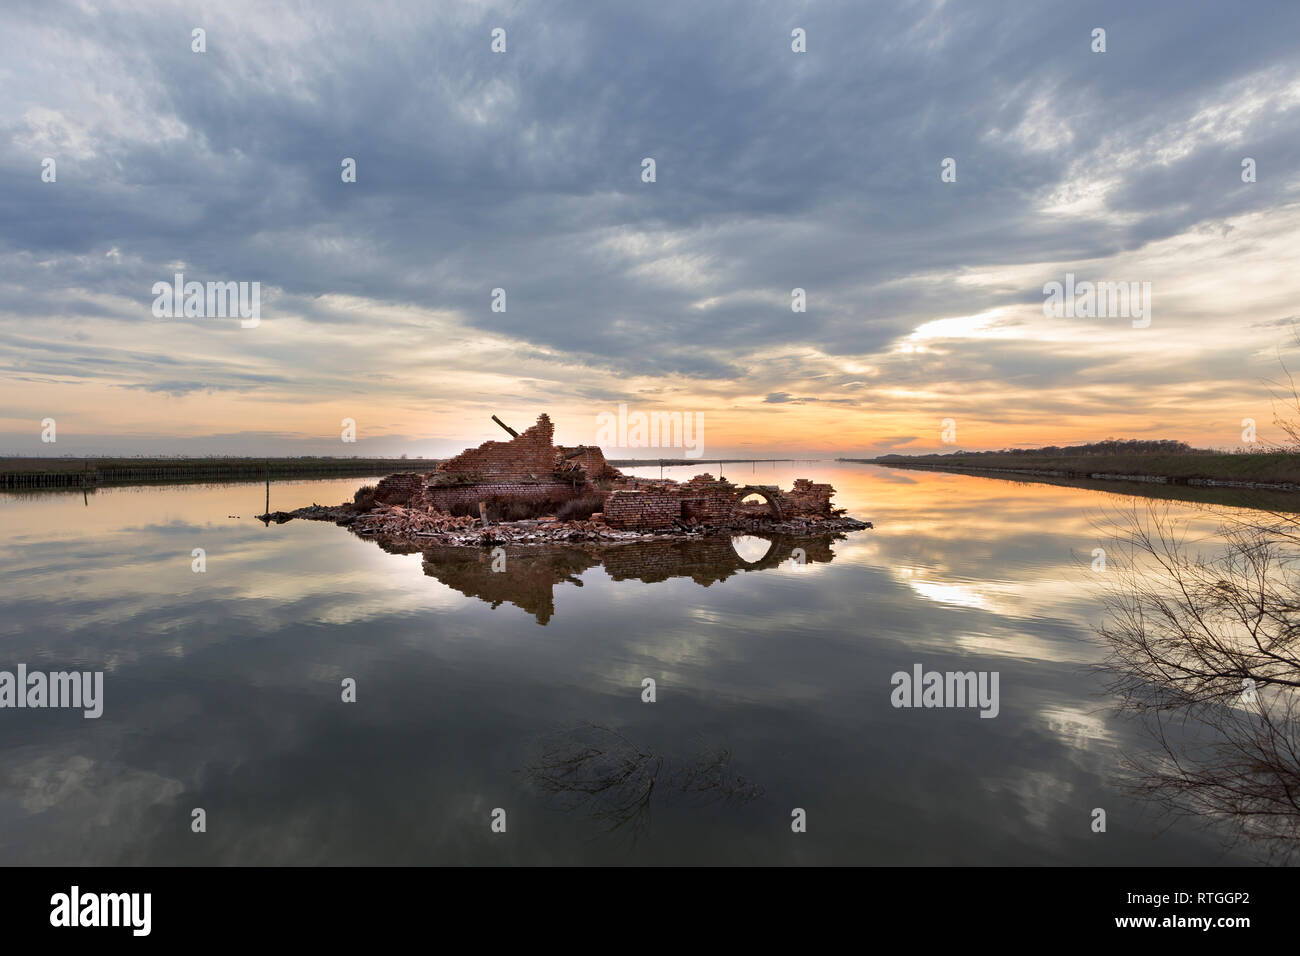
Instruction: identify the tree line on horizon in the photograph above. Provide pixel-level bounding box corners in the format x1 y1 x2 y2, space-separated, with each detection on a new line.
879 438 1205 459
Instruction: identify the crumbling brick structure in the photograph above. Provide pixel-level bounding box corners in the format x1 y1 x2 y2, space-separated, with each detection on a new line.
373 472 424 505
783 479 833 516
417 481 579 513
556 444 621 482
602 489 683 529
600 474 739 529
366 413 840 531
373 415 616 510
434 415 565 482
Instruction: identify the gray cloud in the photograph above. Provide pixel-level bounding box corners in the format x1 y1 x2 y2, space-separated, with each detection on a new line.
1 0 1299 450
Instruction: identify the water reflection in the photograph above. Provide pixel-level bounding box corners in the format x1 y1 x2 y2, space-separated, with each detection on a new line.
0 466 1284 863
1096 500 1300 863
521 723 763 844
369 533 840 624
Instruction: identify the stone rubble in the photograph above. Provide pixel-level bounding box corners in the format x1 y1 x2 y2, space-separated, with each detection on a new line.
275 501 869 547
259 412 873 547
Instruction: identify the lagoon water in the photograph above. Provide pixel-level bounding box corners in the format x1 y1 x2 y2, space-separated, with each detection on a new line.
0 463 1264 863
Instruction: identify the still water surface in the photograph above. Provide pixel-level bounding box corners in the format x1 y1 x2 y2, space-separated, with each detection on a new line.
0 463 1266 863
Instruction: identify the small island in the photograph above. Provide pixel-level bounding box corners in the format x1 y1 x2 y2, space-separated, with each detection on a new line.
263 413 871 547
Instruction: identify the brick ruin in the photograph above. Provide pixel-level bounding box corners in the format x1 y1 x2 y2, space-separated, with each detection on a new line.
369 413 838 531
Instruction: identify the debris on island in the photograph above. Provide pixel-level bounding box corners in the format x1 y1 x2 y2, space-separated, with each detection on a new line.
261 414 872 547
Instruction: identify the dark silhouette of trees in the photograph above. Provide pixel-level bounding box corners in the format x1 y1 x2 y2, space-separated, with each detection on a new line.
1097 492 1300 861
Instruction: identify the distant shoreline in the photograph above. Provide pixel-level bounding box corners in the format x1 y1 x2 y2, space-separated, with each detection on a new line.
845 451 1300 493
0 457 434 489
0 455 822 490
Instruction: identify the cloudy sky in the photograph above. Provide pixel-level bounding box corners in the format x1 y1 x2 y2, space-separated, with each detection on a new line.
2 0 1299 458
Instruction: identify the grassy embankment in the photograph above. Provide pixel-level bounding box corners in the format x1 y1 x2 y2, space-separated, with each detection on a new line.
0 457 435 489
2 455 821 490
848 448 1300 488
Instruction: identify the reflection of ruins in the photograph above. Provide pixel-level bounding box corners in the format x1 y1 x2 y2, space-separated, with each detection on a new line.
375 533 840 624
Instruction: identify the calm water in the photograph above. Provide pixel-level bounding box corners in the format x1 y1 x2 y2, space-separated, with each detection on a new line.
0 463 1266 864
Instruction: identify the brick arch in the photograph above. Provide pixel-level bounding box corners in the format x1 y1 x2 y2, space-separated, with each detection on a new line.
733 485 783 520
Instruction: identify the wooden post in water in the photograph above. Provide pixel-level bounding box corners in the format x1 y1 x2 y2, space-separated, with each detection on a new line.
479 500 489 527
265 459 270 517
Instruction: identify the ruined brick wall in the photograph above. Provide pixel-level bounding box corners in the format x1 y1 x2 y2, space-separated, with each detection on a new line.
368 423 838 527
557 445 623 481
697 487 739 522
602 489 683 529
420 481 580 513
782 479 834 516
434 414 559 481
676 492 736 523
376 469 832 527
372 472 426 506
602 474 739 529
679 475 737 523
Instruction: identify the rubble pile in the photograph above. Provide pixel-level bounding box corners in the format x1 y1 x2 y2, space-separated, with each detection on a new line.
281 501 868 547
258 412 872 547
352 505 481 536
